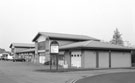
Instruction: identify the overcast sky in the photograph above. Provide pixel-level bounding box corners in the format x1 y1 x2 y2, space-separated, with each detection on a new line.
0 0 135 51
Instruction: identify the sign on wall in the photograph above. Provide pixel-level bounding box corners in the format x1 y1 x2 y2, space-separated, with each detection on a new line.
50 46 59 53
50 41 59 54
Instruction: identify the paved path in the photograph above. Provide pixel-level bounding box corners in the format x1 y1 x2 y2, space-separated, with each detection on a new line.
76 72 135 83
0 61 135 83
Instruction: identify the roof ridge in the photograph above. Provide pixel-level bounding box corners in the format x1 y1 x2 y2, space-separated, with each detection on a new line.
40 32 88 36
33 32 100 41
12 43 34 44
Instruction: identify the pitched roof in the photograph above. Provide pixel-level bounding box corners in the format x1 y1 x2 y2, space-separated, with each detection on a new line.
9 43 35 48
16 48 35 53
32 32 100 41
60 41 135 50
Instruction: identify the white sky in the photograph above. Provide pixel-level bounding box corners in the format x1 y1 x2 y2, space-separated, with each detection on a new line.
0 0 135 51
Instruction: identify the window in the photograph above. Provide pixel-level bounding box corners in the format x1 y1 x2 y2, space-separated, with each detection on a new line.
71 55 73 57
38 41 45 50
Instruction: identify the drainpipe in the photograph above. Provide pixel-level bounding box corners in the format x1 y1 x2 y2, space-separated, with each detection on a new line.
109 50 111 68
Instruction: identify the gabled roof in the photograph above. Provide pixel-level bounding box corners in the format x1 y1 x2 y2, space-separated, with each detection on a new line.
16 48 35 53
60 41 135 50
32 32 100 42
9 43 35 48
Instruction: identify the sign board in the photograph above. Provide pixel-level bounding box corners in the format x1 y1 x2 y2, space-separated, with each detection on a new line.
50 41 59 54
50 46 59 53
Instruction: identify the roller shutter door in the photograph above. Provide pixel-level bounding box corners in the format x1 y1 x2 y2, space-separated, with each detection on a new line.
84 51 96 68
111 52 131 68
99 52 109 68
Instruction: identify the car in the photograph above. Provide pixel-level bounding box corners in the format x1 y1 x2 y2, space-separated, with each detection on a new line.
1 53 8 61
7 55 13 61
13 58 26 62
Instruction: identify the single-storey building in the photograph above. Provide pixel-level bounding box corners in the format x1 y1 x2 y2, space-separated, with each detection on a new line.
32 32 135 69
60 41 133 68
9 43 35 60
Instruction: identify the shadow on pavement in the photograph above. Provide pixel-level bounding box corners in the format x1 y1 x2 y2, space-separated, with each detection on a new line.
34 68 97 73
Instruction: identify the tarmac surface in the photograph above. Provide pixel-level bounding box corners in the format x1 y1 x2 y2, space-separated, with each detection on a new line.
0 61 135 83
76 72 135 83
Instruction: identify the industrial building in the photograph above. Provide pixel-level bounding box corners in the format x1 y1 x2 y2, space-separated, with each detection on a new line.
32 32 134 68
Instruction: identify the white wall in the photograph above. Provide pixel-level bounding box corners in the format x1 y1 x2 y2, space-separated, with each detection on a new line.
111 52 131 68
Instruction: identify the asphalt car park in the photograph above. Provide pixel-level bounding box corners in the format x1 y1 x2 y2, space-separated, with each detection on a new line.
76 72 135 83
0 61 135 83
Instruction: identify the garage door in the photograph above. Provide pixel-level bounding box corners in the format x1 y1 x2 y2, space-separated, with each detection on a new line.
99 52 109 68
111 52 131 68
71 51 81 68
84 51 96 68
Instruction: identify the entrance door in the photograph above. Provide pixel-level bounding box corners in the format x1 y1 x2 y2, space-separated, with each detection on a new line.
39 56 45 64
39 52 46 64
